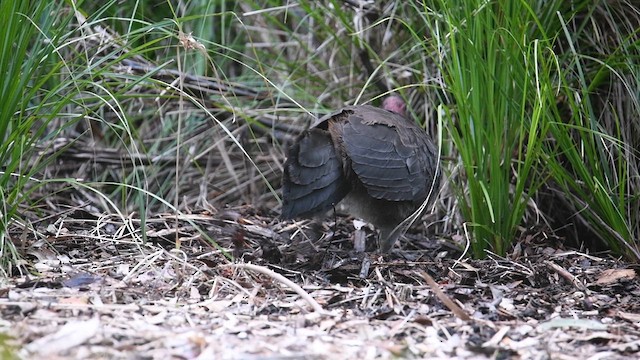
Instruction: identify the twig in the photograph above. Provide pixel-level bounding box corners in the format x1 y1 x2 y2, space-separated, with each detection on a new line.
226 263 327 314
418 270 471 321
544 260 586 291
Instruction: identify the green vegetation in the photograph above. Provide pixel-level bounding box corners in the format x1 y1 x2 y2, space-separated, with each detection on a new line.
1 0 638 272
0 1 75 272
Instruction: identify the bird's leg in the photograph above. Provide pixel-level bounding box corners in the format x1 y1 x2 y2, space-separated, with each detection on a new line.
377 226 401 253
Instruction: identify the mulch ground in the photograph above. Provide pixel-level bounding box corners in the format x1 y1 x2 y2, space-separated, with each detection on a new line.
2 206 639 359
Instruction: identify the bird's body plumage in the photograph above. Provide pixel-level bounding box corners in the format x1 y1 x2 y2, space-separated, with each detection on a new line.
281 100 439 252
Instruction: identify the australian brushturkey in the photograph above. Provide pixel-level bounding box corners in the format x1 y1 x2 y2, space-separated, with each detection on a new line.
281 96 440 252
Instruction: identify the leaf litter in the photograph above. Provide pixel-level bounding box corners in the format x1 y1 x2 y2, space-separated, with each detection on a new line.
2 207 640 359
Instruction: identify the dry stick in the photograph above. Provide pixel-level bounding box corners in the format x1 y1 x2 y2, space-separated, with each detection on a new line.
226 263 327 314
418 270 471 321
544 260 586 291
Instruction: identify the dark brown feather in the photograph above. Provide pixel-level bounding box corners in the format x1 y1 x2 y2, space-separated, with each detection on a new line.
281 100 440 252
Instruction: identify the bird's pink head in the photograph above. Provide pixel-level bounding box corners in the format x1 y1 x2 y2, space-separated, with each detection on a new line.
382 96 406 117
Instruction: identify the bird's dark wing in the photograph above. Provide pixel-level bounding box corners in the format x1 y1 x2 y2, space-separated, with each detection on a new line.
341 106 434 202
281 128 350 219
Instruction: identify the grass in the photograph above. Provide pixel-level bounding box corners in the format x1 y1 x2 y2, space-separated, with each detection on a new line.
421 0 552 256
541 3 640 259
0 1 77 274
1 0 639 273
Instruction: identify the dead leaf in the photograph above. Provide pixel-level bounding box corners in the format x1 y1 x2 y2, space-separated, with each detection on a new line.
25 317 100 355
618 311 640 323
596 269 636 285
58 296 89 305
538 317 607 331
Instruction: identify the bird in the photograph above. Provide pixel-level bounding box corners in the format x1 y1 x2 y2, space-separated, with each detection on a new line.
281 96 440 252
